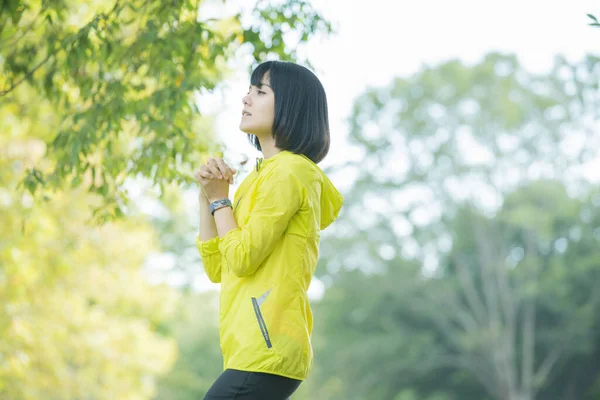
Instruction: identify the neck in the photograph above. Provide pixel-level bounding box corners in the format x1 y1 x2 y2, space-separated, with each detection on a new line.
258 135 281 159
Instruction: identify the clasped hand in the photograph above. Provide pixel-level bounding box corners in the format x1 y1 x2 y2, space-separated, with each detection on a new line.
194 157 237 203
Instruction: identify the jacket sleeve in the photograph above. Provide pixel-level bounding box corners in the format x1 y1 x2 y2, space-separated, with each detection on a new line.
196 236 222 283
218 164 304 278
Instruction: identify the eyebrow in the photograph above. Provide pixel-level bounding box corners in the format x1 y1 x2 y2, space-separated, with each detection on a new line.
249 83 272 90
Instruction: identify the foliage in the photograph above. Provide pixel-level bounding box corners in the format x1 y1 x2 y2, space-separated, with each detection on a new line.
0 139 180 399
0 1 332 396
309 54 600 399
311 182 600 400
324 52 600 272
0 0 332 221
155 291 222 400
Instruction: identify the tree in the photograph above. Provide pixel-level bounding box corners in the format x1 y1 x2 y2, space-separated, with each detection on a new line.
155 291 223 399
310 183 600 400
306 54 600 399
0 0 331 220
0 1 333 397
426 182 600 400
323 52 600 266
0 138 180 399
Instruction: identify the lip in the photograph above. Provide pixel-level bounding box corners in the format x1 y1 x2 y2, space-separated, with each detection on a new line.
242 111 252 116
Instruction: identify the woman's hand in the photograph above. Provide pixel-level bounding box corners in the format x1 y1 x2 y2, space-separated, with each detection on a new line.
194 157 237 203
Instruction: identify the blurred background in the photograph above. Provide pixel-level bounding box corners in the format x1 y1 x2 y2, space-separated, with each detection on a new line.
1 0 600 399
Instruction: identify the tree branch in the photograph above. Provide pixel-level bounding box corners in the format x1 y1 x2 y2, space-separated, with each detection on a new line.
433 353 502 399
521 230 539 399
533 347 561 388
0 52 54 97
0 10 43 48
0 2 121 97
473 221 517 394
452 253 488 325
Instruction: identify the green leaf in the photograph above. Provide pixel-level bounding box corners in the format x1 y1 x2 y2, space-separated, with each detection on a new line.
72 176 82 188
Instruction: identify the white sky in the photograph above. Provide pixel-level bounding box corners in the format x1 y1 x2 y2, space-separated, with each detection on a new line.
153 0 600 297
205 0 600 175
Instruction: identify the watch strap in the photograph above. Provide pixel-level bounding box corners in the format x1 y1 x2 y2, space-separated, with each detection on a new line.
209 198 233 216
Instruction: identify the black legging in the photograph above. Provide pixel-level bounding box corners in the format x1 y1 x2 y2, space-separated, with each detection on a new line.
203 369 302 400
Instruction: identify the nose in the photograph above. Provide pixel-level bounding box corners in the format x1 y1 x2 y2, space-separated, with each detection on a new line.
242 93 251 106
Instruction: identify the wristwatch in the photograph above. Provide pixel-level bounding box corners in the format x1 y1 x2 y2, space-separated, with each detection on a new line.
210 198 233 216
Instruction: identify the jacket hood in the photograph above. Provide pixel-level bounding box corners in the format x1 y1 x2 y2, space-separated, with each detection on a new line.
317 168 344 229
257 151 344 230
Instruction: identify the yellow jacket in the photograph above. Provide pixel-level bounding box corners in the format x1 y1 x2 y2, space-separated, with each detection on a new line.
196 150 343 381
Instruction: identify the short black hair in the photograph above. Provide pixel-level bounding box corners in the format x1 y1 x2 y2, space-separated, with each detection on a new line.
248 61 330 164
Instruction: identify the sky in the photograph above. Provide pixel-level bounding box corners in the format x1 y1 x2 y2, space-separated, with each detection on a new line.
147 0 600 297
204 0 599 176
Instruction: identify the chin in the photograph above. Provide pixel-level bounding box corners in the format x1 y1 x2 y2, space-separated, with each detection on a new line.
239 123 258 135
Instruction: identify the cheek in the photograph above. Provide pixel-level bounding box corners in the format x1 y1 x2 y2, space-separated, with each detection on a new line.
255 100 275 124
266 99 275 122
267 106 275 123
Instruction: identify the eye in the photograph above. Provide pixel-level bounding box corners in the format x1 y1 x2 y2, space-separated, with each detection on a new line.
257 90 266 95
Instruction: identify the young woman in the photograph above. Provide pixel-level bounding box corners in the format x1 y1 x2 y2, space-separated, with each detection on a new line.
194 61 344 400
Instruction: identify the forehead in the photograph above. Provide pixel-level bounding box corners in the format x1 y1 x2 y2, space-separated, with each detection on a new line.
254 75 270 87
250 66 271 87
249 80 271 91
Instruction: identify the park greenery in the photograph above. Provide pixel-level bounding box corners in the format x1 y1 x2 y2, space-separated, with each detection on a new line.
1 2 599 399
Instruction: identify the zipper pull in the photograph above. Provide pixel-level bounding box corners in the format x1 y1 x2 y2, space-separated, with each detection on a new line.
255 157 263 172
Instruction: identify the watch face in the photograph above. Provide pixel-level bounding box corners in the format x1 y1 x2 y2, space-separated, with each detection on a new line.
210 199 232 215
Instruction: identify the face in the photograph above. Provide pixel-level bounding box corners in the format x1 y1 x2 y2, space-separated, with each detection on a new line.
240 73 275 138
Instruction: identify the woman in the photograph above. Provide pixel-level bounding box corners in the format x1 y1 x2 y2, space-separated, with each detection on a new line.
194 61 344 400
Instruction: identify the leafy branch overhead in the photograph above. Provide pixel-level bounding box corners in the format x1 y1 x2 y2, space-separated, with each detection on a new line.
0 0 332 222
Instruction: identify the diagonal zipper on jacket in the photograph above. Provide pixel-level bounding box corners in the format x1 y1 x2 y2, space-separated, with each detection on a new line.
251 297 272 348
